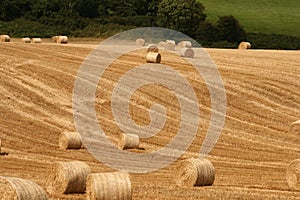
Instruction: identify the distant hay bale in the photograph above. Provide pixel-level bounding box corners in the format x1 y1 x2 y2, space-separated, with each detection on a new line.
180 47 194 58
59 132 83 150
0 176 48 200
0 35 10 42
158 41 166 48
21 37 31 43
178 41 192 48
164 40 176 51
287 159 300 191
147 44 159 53
290 120 300 135
118 133 140 150
175 158 215 187
52 36 58 43
238 41 251 49
57 36 68 44
46 161 91 194
146 52 161 63
166 40 176 45
86 172 132 200
32 38 42 43
135 38 145 46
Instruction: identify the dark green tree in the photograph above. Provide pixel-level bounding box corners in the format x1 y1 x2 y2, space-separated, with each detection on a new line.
216 15 246 42
74 0 99 18
196 21 219 44
156 0 206 37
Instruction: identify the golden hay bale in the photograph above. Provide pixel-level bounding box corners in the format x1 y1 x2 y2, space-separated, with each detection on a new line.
0 138 1 154
135 38 145 46
118 133 140 150
147 44 159 53
286 159 300 191
46 161 91 194
57 36 68 44
158 41 166 48
290 120 300 135
177 41 192 48
86 172 132 200
52 36 58 42
0 176 48 200
238 41 251 49
59 132 83 150
175 158 215 187
21 37 31 43
164 40 176 51
0 35 10 42
180 47 194 58
146 52 161 63
32 38 42 43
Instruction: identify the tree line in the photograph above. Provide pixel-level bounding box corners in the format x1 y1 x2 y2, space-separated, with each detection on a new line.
0 0 299 49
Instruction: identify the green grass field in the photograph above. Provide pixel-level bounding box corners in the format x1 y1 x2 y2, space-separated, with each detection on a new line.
199 0 300 36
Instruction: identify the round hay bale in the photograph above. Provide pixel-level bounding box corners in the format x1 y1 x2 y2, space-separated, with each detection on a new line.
0 138 1 154
57 36 68 44
158 41 166 48
0 35 10 42
32 38 42 43
164 40 176 51
175 158 215 187
166 39 176 45
135 38 145 46
86 172 132 200
147 44 159 53
46 161 91 194
287 159 300 191
21 37 31 43
118 133 140 150
0 176 48 200
238 41 251 49
59 132 82 150
146 52 161 63
52 36 58 43
180 47 194 58
177 41 192 48
290 120 300 135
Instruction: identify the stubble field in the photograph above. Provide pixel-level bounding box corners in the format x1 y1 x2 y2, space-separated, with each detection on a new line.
0 39 299 199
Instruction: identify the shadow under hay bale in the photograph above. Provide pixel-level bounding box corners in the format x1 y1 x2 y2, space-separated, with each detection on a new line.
146 52 161 63
175 158 215 187
46 161 91 195
0 176 48 200
287 159 300 191
290 120 300 135
118 133 140 150
86 172 132 200
59 132 83 150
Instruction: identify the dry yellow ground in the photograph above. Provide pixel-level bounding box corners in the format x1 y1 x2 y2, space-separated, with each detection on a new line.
0 40 300 199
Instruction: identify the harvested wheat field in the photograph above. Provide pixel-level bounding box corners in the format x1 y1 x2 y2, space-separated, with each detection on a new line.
0 40 300 199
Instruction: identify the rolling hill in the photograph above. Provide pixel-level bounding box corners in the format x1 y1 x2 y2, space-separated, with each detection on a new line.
200 0 300 36
0 39 300 199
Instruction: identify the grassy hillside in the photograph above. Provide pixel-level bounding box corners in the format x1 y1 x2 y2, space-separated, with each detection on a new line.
199 0 300 36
